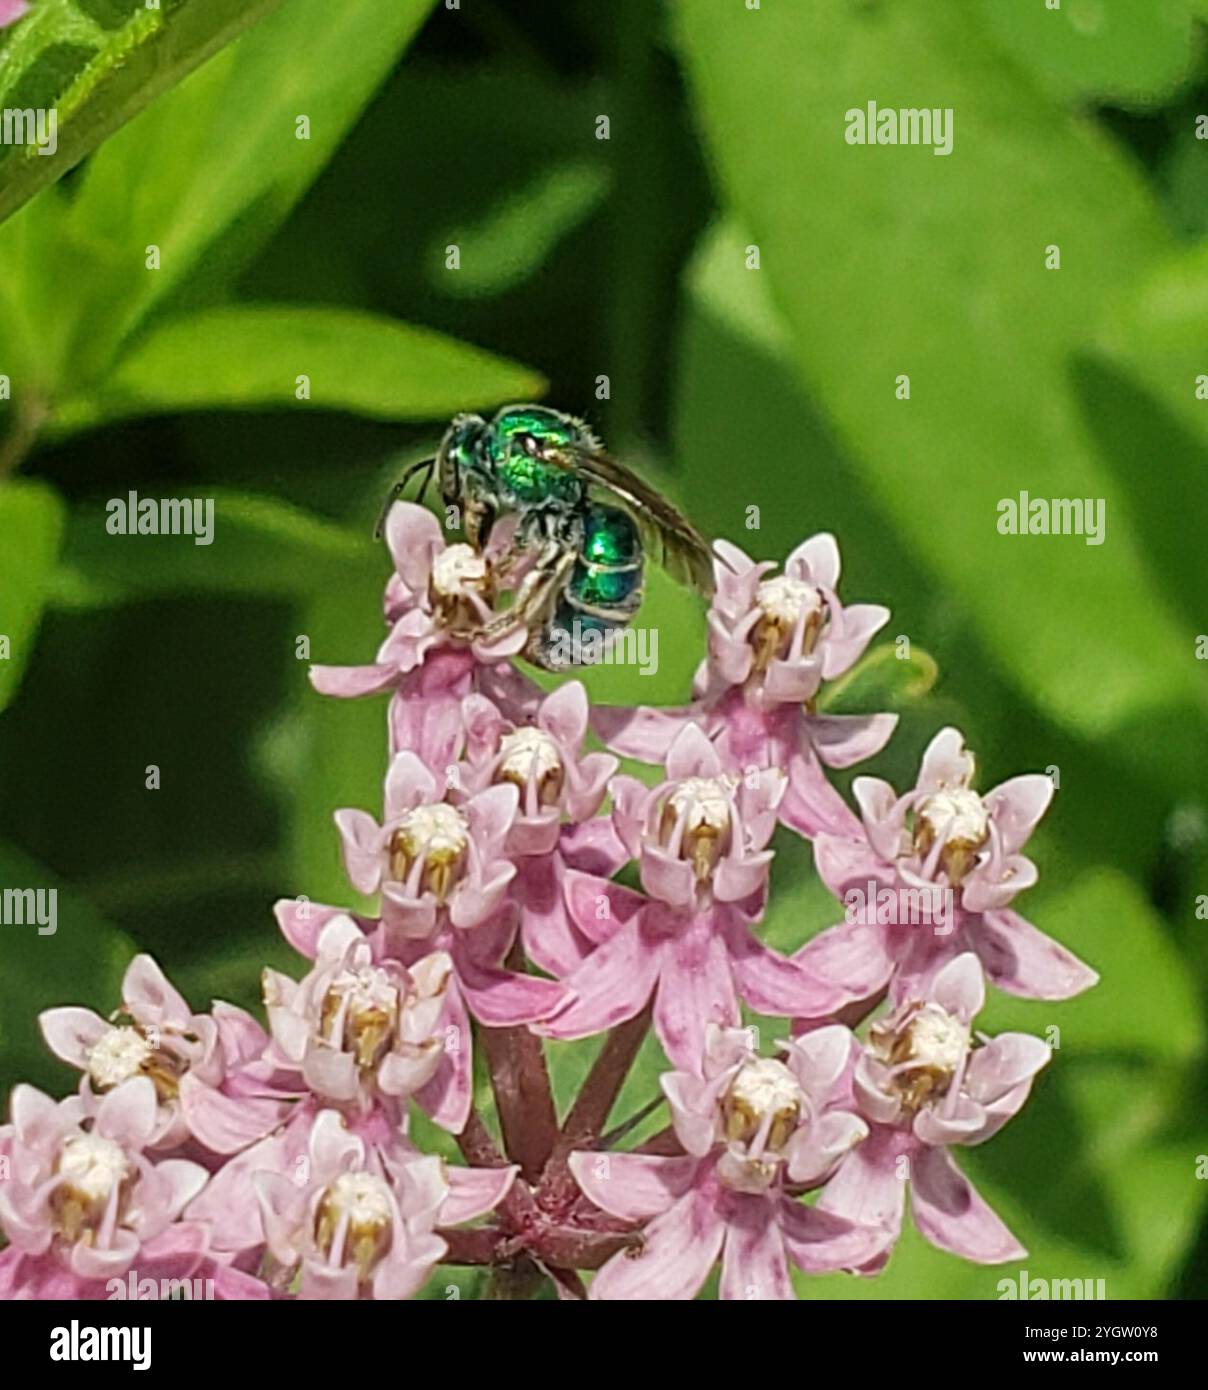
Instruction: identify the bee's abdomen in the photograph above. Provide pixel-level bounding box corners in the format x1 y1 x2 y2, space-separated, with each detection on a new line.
527 506 643 670
566 505 643 619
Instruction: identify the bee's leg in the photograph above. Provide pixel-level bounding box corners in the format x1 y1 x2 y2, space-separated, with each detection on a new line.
491 506 551 581
472 545 574 645
374 458 436 538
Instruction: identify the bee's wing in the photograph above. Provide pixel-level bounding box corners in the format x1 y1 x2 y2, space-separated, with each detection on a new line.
553 442 716 596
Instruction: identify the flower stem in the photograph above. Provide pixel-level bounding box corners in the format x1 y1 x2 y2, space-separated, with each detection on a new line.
537 1002 653 1213
477 943 560 1183
455 1104 541 1235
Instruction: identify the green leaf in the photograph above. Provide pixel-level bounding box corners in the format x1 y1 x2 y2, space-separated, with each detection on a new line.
818 641 938 716
270 582 393 909
978 867 1204 1065
0 0 287 228
978 0 1199 109
51 305 547 433
430 158 612 299
0 837 135 1098
674 2 1202 746
0 478 65 711
51 0 442 378
1082 242 1208 628
50 488 380 609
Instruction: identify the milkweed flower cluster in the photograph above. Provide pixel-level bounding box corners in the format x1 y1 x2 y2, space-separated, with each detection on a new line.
0 504 1096 1299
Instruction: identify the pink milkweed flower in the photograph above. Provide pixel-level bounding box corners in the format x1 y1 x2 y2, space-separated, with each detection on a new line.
254 1110 448 1301
262 914 450 1109
538 723 846 1069
271 899 569 1134
611 721 784 914
801 726 1098 1003
818 953 1050 1266
187 1101 515 1274
571 1024 883 1300
331 744 571 1126
707 534 890 707
456 682 624 975
38 954 287 1155
0 2 29 29
0 1079 210 1296
595 534 895 841
309 503 532 704
336 749 519 939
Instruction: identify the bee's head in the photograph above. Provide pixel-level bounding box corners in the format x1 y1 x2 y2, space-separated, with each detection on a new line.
437 413 488 502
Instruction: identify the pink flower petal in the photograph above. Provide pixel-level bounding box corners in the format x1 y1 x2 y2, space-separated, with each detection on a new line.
559 816 630 877
539 679 589 746
465 781 520 851
334 808 384 894
912 1095 989 1147
384 502 442 590
719 1195 794 1300
666 720 724 780
569 1151 698 1221
453 941 569 1027
441 1165 518 1225
816 1127 906 1255
809 712 898 770
970 909 1098 1000
186 1130 294 1255
38 1007 109 1069
209 1261 273 1300
389 694 465 768
910 1146 1026 1263
720 910 844 1021
94 1077 158 1149
917 727 975 795
779 1195 891 1274
416 980 472 1133
964 1032 1051 1107
779 751 863 839
273 897 364 960
792 918 894 999
384 750 439 819
821 603 891 681
654 913 741 1070
516 857 592 977
178 1074 286 1155
640 843 696 911
786 532 841 589
536 918 664 1041
562 867 646 946
309 662 398 698
984 773 1054 855
123 954 191 1028
589 1185 725 1301
784 1110 868 1186
932 951 986 1019
589 697 693 762
212 1001 271 1069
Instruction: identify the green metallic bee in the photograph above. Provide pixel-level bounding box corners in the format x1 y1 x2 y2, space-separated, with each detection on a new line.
378 404 715 670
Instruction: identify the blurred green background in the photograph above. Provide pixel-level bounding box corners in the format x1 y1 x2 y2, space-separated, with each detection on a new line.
0 0 1206 1299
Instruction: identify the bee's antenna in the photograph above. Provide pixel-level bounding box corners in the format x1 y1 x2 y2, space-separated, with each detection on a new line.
374 458 437 539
